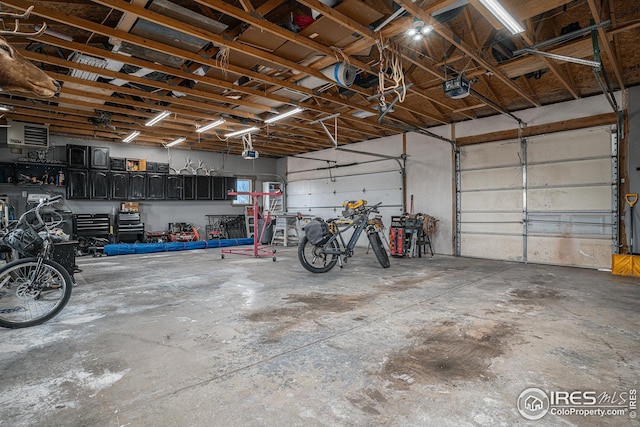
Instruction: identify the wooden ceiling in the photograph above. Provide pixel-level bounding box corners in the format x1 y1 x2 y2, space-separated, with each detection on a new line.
0 0 638 157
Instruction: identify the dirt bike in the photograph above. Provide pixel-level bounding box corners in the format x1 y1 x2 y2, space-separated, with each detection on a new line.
298 200 390 273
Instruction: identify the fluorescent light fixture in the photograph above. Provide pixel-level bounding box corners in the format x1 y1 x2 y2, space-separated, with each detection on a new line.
166 137 186 147
0 105 11 112
264 107 304 124
196 119 226 133
123 130 140 143
224 126 259 138
145 110 171 127
477 0 524 34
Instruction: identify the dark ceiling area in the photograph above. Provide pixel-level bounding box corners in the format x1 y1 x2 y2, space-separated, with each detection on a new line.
0 0 638 157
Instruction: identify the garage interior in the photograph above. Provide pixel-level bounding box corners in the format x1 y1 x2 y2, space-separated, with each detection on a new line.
0 0 639 425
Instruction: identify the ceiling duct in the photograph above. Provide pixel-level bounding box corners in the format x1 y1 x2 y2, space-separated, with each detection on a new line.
296 63 357 89
113 0 228 68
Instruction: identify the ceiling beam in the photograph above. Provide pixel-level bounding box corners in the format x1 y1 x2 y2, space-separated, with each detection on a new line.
586 0 625 89
190 0 448 124
521 20 579 99
395 0 540 107
0 0 404 135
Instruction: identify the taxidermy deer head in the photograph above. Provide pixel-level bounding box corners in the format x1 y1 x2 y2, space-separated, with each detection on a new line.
0 6 60 97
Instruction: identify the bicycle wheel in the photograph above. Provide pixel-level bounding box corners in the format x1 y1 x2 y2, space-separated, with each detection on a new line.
0 258 73 328
298 236 339 273
368 231 390 268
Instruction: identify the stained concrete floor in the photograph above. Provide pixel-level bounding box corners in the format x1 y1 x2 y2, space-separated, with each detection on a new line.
0 246 638 426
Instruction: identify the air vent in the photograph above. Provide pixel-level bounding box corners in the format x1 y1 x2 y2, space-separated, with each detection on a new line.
6 120 49 148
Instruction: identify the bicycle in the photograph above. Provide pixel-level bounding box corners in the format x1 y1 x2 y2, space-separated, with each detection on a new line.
298 200 390 273
0 195 73 328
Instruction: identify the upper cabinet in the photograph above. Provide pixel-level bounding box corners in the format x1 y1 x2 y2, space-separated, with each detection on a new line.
183 175 195 200
51 143 245 202
90 147 110 169
67 145 88 168
196 176 211 200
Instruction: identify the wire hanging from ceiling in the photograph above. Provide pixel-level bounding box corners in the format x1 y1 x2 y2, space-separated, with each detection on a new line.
375 36 406 109
216 46 230 76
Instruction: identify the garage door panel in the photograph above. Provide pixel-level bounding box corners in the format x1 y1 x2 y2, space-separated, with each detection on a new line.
527 236 612 268
460 190 522 211
460 141 520 169
461 167 521 191
527 127 611 162
460 234 523 261
528 212 612 238
528 159 611 187
528 186 612 211
461 222 522 234
461 212 522 223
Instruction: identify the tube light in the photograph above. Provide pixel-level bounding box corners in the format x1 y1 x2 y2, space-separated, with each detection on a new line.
123 130 140 143
145 110 171 127
477 0 524 34
166 137 186 147
224 126 259 138
264 107 304 124
195 119 226 133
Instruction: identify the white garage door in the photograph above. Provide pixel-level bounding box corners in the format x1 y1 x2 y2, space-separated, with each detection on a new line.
287 164 403 248
458 126 616 268
287 170 403 219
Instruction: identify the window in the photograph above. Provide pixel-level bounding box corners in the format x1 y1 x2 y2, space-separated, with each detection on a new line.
232 177 252 205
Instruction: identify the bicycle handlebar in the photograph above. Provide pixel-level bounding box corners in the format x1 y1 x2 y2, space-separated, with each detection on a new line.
46 195 64 203
17 195 64 227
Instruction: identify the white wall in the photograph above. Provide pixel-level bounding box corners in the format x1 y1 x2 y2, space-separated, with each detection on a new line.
405 131 454 255
451 92 622 138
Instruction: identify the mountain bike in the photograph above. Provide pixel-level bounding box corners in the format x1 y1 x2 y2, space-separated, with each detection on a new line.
298 200 390 273
0 195 73 328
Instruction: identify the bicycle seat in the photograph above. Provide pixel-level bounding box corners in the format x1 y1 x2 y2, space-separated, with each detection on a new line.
50 234 64 243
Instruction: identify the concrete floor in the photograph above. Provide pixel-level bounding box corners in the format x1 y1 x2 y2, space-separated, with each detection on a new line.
0 246 638 426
